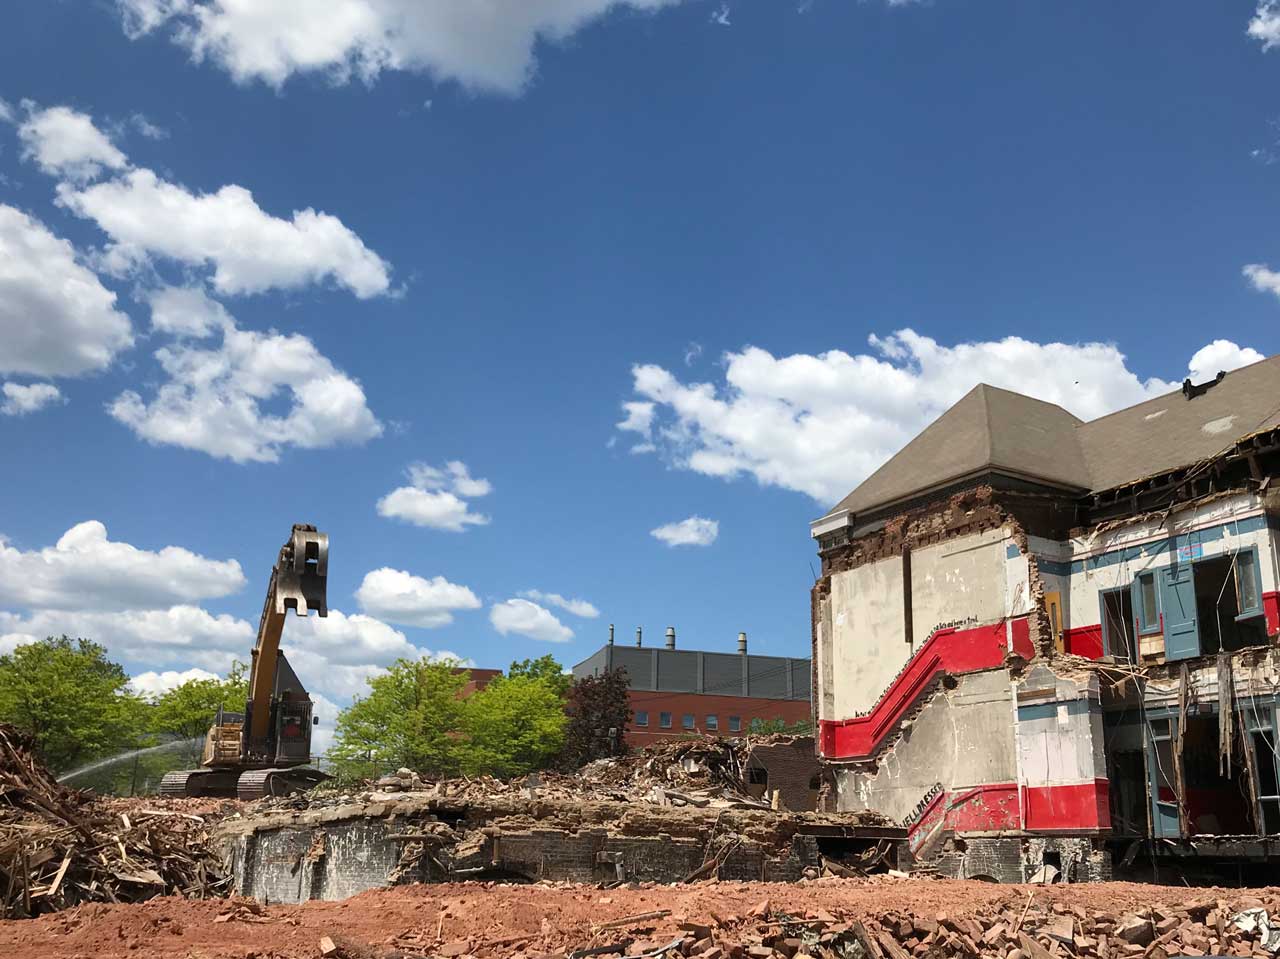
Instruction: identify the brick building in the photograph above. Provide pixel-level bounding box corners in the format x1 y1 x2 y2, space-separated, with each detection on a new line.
810 356 1280 882
571 627 811 749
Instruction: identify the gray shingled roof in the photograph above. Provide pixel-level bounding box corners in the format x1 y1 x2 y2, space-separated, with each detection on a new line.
827 354 1280 518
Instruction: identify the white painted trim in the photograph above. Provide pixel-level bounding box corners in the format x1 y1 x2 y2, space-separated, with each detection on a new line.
810 510 851 538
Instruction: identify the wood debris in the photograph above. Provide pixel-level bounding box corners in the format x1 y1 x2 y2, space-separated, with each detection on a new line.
0 724 230 918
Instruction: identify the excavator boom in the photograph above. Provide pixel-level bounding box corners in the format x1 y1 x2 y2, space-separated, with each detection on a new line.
160 524 330 800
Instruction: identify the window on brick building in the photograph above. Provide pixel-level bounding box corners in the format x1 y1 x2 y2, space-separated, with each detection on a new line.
635 711 649 727
682 713 695 730
659 712 672 728
705 715 718 730
728 716 741 733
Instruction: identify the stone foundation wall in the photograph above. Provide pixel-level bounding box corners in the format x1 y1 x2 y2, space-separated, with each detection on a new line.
931 835 1111 884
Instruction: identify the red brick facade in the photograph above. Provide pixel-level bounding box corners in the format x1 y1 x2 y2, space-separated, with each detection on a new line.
623 689 811 749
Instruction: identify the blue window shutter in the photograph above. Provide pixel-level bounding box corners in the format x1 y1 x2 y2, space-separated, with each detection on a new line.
1160 564 1200 662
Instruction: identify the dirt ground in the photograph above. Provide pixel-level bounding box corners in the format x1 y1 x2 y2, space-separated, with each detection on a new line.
3 877 1279 959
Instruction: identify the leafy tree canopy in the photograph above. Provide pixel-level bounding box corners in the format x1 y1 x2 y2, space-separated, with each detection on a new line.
463 673 566 778
0 636 148 773
559 668 631 770
506 654 570 698
148 661 249 742
329 657 470 781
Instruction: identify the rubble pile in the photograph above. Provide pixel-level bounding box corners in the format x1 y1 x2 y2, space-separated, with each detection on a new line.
0 724 230 918
365 736 859 817
378 892 1280 959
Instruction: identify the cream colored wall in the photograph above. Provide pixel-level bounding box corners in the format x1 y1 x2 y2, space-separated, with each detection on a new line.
829 556 906 717
909 527 1011 646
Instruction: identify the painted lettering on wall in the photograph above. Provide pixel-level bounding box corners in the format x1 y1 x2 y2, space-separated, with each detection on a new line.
928 615 978 638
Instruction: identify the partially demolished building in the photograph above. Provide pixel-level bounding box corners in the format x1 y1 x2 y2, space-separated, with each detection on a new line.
810 356 1280 882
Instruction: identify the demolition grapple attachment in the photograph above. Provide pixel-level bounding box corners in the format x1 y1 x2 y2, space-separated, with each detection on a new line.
274 524 328 617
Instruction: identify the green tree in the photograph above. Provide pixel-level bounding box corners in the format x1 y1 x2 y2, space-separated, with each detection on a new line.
506 654 571 698
745 717 814 737
149 661 249 742
0 636 149 773
463 674 567 778
329 657 469 780
558 668 631 769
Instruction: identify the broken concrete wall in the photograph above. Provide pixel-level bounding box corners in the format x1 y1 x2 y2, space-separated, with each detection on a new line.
827 555 907 717
832 669 1016 822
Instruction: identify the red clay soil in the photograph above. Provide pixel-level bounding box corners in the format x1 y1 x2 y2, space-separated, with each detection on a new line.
3 878 1279 959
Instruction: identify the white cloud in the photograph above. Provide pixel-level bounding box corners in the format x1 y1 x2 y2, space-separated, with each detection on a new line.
519 589 599 619
58 168 391 298
621 330 1191 504
490 598 573 643
129 113 169 140
110 310 383 462
0 520 245 612
18 104 128 182
129 666 220 697
377 460 491 531
355 567 481 628
1 382 63 416
0 605 255 672
147 284 232 337
1186 340 1265 384
0 98 13 123
116 0 685 94
407 460 492 498
617 401 655 436
711 4 731 26
0 204 134 377
651 516 718 547
1250 2 1280 49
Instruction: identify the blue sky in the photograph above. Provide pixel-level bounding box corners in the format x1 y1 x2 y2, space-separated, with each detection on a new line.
1 0 1278 741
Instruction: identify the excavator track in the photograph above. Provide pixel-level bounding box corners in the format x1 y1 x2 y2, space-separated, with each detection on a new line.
160 768 240 797
236 767 330 801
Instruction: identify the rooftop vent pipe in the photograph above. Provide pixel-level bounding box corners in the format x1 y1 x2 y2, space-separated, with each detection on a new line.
665 626 676 649
738 631 748 655
636 626 643 648
608 624 614 646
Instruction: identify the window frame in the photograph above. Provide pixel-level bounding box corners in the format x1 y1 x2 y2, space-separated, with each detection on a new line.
728 716 742 733
634 710 649 727
659 711 672 729
681 713 695 730
1133 570 1161 636
1235 547 1265 621
705 714 718 731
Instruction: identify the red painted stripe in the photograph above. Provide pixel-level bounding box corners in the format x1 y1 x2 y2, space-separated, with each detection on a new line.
1062 624 1104 660
1010 615 1034 660
1022 780 1111 831
819 616 1025 760
1264 591 1280 639
945 783 1020 831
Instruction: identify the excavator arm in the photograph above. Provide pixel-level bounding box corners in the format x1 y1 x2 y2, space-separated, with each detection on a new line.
242 524 328 761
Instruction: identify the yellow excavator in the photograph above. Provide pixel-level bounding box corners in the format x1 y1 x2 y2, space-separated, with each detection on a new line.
160 524 331 799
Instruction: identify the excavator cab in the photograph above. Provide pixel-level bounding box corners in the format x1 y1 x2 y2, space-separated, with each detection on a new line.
161 524 331 799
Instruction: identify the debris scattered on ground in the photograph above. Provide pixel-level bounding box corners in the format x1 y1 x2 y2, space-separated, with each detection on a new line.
0 724 230 918
3 877 1279 959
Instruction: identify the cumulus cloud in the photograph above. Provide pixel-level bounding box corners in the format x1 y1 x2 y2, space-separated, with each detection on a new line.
355 567 481 628
1186 340 1266 384
619 330 1196 504
0 204 134 378
0 605 255 672
490 599 573 644
651 516 719 547
377 460 491 531
116 0 686 94
0 520 245 612
17 103 129 182
147 284 232 338
519 590 599 619
129 666 220 697
109 306 383 462
58 169 391 298
1249 2 1280 49
1 382 63 416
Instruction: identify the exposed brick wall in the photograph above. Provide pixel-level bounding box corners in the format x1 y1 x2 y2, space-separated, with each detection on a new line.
625 690 810 748
930 836 1111 884
746 739 822 812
